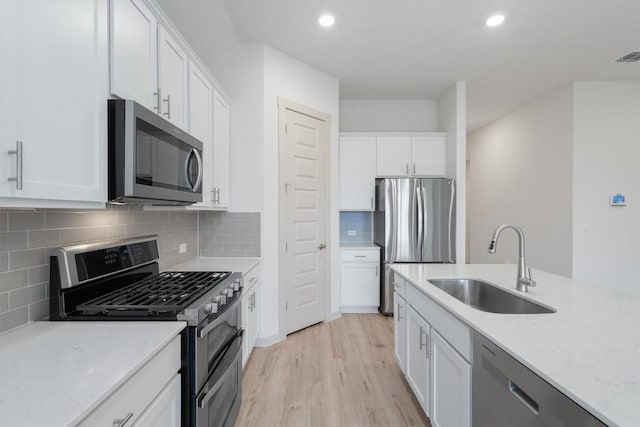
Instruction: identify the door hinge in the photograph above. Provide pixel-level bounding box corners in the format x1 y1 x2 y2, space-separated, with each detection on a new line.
285 124 288 134
285 300 288 311
285 242 288 252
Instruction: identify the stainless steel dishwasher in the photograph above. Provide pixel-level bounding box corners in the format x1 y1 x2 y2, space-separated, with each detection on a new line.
473 332 607 427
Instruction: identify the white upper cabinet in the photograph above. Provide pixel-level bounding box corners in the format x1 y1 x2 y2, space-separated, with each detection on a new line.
0 0 108 206
187 61 214 208
339 136 376 210
110 0 158 111
212 90 230 209
376 137 412 176
157 25 188 129
375 134 446 177
411 136 446 176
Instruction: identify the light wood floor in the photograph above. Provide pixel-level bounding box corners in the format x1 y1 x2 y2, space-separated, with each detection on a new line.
236 314 431 427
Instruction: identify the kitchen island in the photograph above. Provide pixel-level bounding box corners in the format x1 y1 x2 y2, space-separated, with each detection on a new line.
391 263 640 427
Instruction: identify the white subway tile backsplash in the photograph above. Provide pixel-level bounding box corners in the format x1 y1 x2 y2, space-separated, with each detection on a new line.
199 212 261 258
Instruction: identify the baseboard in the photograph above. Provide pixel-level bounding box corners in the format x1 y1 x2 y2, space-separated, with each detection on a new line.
255 332 285 348
325 311 342 322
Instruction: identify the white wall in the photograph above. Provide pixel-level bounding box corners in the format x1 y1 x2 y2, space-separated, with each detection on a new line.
262 46 341 341
212 45 264 212
437 82 467 264
339 100 437 132
572 82 640 294
467 85 574 276
214 45 340 343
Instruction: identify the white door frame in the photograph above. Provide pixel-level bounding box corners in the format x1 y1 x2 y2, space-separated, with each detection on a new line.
277 97 333 336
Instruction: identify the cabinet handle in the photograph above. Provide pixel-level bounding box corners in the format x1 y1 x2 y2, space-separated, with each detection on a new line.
396 303 403 322
7 141 23 190
163 94 171 120
113 412 134 427
419 326 426 351
412 164 415 174
153 88 161 112
354 255 366 258
405 164 409 174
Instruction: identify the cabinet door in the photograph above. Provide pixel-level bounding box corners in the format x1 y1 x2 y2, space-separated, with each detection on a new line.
393 292 407 373
376 137 411 177
241 291 251 367
187 61 214 208
110 0 158 111
406 305 431 417
249 286 259 349
431 330 471 427
340 262 379 307
411 136 446 177
339 137 376 210
0 0 107 202
158 25 188 129
133 374 181 427
212 91 230 209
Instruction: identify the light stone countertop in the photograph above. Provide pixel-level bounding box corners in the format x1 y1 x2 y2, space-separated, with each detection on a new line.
340 243 380 249
390 263 640 427
168 257 261 277
0 321 186 427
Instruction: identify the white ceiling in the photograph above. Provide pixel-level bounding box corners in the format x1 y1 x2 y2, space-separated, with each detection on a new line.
160 0 640 130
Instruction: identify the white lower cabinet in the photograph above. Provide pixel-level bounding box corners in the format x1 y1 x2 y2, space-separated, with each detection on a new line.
393 291 407 373
241 263 261 367
396 279 472 427
406 305 431 417
340 247 381 312
78 335 181 427
133 374 181 427
430 330 471 427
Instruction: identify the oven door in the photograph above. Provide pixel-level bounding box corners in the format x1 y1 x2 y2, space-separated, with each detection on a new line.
194 296 241 392
196 330 243 427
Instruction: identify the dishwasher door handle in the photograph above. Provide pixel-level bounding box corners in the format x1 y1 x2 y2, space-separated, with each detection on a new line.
509 381 539 415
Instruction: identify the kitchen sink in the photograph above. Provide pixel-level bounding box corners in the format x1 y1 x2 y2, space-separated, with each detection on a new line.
426 278 555 314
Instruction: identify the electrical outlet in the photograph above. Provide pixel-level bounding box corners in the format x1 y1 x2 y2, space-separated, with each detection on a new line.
347 230 357 237
179 243 187 254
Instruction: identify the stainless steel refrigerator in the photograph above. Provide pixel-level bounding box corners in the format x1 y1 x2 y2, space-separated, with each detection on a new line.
374 178 456 314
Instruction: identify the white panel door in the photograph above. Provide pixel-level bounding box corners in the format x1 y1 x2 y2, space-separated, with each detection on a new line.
376 137 411 176
282 107 328 335
1 0 107 202
406 305 431 417
110 0 158 111
158 25 188 129
339 137 376 210
394 292 407 373
412 136 446 176
187 61 214 208
133 375 181 427
340 263 379 307
431 330 472 427
212 91 230 209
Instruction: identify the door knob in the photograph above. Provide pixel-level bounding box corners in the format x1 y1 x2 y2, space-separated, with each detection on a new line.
318 243 326 250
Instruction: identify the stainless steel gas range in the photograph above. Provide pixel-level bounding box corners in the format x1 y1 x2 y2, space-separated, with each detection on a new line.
49 235 242 427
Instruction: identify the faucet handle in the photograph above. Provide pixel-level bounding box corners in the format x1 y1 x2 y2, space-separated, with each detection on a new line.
526 268 537 287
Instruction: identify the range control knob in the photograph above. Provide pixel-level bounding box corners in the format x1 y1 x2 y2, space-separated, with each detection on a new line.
233 280 241 292
215 295 226 305
225 287 235 297
203 302 219 315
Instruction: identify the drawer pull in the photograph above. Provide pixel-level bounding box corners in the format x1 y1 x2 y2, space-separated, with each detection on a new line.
113 412 134 427
354 255 366 258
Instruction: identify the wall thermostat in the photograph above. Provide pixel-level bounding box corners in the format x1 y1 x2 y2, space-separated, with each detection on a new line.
610 193 626 207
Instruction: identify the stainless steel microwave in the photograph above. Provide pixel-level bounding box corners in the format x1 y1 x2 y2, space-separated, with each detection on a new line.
108 99 203 205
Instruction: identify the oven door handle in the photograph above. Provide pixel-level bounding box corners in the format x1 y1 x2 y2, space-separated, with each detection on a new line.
198 330 243 409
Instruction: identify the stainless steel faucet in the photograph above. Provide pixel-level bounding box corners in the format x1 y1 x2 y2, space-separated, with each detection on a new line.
487 224 537 292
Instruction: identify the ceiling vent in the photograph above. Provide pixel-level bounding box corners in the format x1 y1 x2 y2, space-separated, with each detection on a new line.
615 51 640 62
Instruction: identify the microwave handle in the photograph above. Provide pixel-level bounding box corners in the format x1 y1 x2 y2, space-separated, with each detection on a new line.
184 148 203 193
192 148 203 192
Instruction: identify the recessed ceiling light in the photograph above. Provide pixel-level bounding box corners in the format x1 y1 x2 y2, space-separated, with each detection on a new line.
318 14 335 27
486 14 505 27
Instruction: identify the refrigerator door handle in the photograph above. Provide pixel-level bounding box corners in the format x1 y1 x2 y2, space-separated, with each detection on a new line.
448 179 456 263
416 185 424 260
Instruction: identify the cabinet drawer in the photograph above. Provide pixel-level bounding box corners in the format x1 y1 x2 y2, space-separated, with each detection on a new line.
406 284 471 361
78 335 181 426
340 249 379 262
